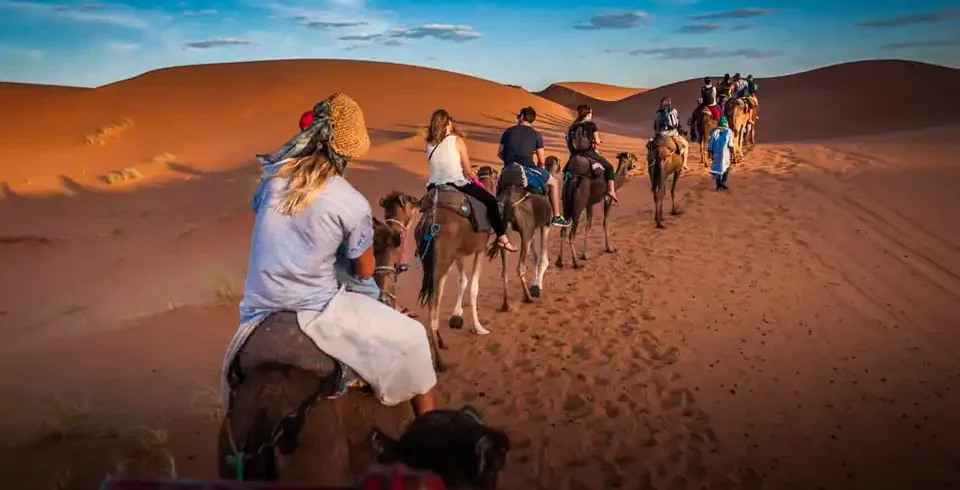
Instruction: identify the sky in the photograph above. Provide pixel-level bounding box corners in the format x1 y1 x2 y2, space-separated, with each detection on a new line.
0 0 958 90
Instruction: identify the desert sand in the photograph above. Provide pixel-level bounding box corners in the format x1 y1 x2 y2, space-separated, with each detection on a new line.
1 59 959 490
551 82 647 101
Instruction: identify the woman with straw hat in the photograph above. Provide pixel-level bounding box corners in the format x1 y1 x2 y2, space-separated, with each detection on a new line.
223 93 438 417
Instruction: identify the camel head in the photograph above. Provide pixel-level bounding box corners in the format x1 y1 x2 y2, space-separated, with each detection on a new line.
544 155 561 175
379 191 419 224
372 217 403 265
475 165 499 190
616 152 639 172
371 404 511 489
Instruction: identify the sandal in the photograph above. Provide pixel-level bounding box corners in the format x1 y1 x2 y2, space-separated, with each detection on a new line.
399 306 418 319
497 236 518 252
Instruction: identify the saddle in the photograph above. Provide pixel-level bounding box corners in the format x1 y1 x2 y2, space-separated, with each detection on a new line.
563 154 605 180
418 185 494 235
649 133 680 154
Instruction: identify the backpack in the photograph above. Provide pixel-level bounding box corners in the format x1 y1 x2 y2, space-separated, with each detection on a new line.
567 122 593 152
656 109 677 132
700 85 715 105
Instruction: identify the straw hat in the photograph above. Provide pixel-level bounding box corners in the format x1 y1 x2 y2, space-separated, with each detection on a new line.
323 93 370 159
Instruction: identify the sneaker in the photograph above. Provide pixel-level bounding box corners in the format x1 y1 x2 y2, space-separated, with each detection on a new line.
550 216 571 228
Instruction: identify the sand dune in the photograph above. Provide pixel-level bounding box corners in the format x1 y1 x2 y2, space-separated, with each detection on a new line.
540 82 646 102
0 60 590 194
1 58 959 490
538 60 960 142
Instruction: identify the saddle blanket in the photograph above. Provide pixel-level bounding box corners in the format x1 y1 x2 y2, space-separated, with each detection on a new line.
221 287 437 407
422 185 493 234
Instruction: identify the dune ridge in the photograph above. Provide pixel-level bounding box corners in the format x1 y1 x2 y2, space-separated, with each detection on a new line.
546 81 646 102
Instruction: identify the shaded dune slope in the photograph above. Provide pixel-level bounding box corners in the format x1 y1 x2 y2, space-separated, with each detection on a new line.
0 60 577 190
536 60 960 141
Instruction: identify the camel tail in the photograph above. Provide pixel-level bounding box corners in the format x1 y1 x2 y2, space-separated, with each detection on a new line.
650 154 663 194
417 232 436 307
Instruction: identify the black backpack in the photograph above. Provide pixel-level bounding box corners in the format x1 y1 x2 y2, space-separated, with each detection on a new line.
567 122 593 152
701 85 715 105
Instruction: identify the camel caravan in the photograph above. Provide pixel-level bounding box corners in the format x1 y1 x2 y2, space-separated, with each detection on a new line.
196 75 762 489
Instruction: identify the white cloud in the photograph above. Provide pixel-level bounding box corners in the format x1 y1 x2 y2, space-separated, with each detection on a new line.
182 37 256 49
183 9 217 16
104 41 141 53
0 0 150 30
0 43 43 61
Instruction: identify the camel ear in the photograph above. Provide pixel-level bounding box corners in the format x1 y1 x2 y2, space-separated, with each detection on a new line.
378 196 386 208
370 429 398 462
461 404 484 423
474 435 494 476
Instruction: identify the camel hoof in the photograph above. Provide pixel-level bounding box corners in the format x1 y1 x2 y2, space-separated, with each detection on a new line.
605 248 616 254
555 262 563 269
473 325 491 336
449 315 464 330
572 263 581 270
672 209 684 216
500 302 510 313
530 285 541 298
579 254 589 261
656 223 665 229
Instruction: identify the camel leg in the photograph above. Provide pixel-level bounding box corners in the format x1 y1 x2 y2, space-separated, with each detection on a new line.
580 205 592 261
428 265 451 371
670 171 682 216
603 198 616 253
469 253 489 335
530 226 549 299
701 138 709 168
654 177 666 229
554 227 566 268
448 258 467 330
518 231 534 303
499 245 510 312
568 214 581 269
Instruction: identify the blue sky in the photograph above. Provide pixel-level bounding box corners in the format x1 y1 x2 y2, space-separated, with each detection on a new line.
0 0 958 89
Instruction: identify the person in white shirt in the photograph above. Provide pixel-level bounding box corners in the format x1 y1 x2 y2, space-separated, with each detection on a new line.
425 109 517 252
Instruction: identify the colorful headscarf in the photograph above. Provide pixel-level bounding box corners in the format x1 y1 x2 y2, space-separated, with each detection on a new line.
718 116 729 128
257 93 370 175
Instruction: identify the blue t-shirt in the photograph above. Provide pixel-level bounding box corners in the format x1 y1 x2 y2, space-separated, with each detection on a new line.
240 174 374 322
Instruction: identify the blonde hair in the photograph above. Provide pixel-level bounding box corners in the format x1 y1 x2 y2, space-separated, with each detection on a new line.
272 152 338 215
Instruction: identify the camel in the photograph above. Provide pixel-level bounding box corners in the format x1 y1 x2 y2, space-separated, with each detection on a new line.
215 205 511 486
744 95 760 147
487 159 554 312
693 107 719 167
374 191 419 310
646 136 684 228
725 98 751 163
416 167 499 372
555 152 637 269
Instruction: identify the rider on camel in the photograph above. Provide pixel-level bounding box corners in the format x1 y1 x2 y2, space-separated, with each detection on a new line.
653 96 689 171
565 104 618 202
690 76 721 123
732 73 749 100
718 74 734 100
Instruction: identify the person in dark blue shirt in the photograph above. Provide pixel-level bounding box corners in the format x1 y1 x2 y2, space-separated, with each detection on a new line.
497 106 570 227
